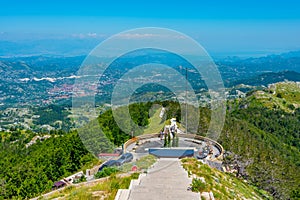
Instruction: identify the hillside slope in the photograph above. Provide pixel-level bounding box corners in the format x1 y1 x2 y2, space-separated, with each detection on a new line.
89 92 300 199
182 158 271 199
221 82 300 199
0 131 98 199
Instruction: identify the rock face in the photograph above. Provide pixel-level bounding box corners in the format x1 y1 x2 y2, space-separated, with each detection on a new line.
128 158 200 200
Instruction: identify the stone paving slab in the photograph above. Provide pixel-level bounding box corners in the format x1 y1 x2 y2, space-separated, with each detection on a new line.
128 158 200 200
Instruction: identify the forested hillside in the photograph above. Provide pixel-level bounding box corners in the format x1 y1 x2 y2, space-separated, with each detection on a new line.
1 82 299 199
91 84 300 199
220 115 299 199
220 83 300 199
0 131 97 199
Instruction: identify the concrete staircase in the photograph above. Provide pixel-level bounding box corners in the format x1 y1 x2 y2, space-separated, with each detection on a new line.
115 158 200 200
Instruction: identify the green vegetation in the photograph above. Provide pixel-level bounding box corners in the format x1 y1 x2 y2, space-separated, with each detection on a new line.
2 82 299 199
93 91 299 199
219 82 300 199
0 129 35 143
43 154 156 199
232 98 300 150
275 82 300 103
0 130 98 199
119 154 157 173
94 101 183 148
182 158 271 199
97 102 152 146
220 108 300 199
249 82 300 113
94 167 119 179
42 173 140 200
142 105 165 134
33 104 73 132
72 175 87 184
220 116 299 199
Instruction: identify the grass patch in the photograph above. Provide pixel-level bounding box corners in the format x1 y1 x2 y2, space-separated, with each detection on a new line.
143 107 164 134
43 173 140 200
94 167 119 179
253 82 300 112
119 154 157 173
42 155 156 199
181 158 272 200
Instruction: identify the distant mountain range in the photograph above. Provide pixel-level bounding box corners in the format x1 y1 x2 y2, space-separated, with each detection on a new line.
0 39 101 57
218 50 300 86
0 50 300 199
0 50 300 108
232 70 300 86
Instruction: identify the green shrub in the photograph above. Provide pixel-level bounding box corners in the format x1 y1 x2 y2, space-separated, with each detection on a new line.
73 175 87 184
191 178 206 192
276 93 282 98
287 104 295 110
131 173 140 179
94 167 119 179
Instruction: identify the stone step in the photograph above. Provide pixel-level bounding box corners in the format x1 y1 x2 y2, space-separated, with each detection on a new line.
138 180 192 187
129 191 199 200
115 189 130 200
128 158 200 200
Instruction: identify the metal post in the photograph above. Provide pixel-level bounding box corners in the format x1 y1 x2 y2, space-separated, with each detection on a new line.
185 67 188 134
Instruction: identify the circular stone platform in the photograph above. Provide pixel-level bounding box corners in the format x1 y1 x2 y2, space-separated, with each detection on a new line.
125 135 222 160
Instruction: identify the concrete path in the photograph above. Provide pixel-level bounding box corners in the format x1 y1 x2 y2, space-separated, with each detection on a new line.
128 158 200 200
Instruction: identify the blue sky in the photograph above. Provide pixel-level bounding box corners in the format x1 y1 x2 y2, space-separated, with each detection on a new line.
1 0 300 56
1 0 300 19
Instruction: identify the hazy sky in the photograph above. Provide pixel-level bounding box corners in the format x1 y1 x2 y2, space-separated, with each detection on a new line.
1 0 300 55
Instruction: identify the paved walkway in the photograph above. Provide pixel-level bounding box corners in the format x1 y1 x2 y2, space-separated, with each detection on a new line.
128 158 200 200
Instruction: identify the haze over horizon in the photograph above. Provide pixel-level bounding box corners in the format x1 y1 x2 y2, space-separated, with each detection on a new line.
1 0 300 57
